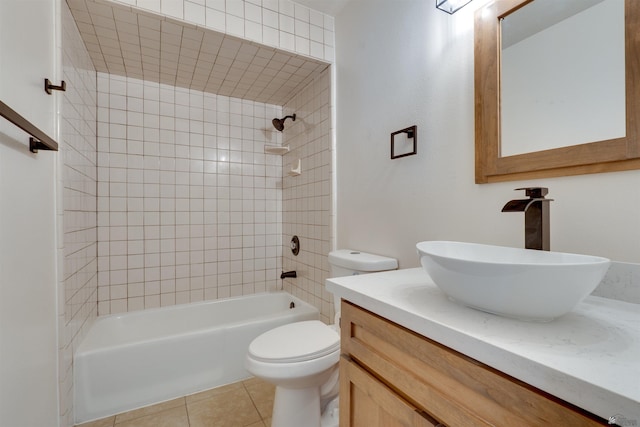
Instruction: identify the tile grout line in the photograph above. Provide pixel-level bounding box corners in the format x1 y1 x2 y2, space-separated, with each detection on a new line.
111 396 188 426
184 396 192 427
243 380 271 427
243 381 264 426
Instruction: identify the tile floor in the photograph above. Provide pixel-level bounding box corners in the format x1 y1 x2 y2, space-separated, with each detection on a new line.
75 378 274 427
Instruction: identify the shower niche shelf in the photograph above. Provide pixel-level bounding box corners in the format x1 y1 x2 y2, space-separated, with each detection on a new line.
288 159 302 176
264 144 290 155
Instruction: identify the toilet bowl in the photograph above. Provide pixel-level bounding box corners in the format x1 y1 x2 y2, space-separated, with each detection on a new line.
244 250 398 427
245 320 340 427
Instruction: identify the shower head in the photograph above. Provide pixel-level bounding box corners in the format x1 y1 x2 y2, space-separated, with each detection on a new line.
272 114 296 131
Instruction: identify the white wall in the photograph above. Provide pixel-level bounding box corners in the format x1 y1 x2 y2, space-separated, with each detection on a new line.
0 0 60 425
281 67 333 323
108 0 335 63
58 3 98 425
335 0 640 268
96 73 285 314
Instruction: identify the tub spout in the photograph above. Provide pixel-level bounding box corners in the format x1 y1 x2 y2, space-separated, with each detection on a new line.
280 270 297 279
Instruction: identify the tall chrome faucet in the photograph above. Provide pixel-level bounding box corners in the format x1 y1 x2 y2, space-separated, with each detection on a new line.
502 187 553 251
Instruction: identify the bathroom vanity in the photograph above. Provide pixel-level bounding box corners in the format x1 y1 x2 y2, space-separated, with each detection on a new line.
327 268 640 426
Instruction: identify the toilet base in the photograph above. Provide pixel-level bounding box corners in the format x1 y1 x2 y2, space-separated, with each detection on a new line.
272 386 322 427
271 387 339 427
320 396 339 427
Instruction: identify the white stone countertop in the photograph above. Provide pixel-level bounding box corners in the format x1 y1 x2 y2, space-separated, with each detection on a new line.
326 268 640 424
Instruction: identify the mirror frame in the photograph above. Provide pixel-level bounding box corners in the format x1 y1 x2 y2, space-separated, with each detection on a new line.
475 0 640 183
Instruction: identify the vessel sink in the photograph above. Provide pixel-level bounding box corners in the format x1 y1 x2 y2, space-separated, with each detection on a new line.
416 241 611 321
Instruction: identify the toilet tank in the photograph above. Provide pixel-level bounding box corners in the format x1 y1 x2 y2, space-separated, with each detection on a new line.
328 249 398 278
328 250 398 322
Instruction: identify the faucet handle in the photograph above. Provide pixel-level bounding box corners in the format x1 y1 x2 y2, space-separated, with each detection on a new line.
515 187 548 198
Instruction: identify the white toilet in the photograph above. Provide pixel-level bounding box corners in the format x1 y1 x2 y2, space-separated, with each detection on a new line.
245 250 398 427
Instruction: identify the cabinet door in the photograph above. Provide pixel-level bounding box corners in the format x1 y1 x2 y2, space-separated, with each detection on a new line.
340 356 439 427
341 301 606 426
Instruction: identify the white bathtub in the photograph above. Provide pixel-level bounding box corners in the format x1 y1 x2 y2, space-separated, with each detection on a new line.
74 292 318 423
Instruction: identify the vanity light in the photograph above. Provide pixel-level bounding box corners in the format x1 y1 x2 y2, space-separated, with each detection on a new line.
436 0 472 14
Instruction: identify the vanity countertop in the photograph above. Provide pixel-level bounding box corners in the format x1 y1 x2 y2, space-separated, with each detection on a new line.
326 268 640 423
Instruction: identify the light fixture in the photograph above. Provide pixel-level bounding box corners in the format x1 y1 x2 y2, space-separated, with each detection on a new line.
436 0 473 14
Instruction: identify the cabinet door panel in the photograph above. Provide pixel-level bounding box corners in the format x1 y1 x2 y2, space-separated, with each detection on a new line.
341 301 606 426
340 356 437 427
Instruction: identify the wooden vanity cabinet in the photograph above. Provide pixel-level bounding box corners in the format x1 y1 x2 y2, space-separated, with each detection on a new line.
339 301 606 427
340 357 439 427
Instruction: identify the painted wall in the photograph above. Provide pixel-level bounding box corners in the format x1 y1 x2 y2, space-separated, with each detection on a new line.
335 0 640 267
281 67 333 323
58 3 99 425
0 0 59 425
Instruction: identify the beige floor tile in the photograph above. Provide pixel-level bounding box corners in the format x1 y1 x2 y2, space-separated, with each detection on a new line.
114 398 185 423
81 380 275 427
187 386 261 427
186 381 246 404
115 406 189 427
244 380 275 419
241 377 264 387
75 417 115 427
244 379 275 400
250 397 273 420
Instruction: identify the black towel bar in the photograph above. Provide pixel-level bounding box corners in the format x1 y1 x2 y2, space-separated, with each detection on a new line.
0 100 58 153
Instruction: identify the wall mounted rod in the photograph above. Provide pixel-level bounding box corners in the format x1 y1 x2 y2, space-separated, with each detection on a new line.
0 100 58 153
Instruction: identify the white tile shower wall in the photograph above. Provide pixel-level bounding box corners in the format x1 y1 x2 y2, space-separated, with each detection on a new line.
97 72 284 313
107 0 335 62
281 67 332 323
59 3 98 426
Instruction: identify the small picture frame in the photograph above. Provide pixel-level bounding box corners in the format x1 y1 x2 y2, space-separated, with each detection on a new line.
390 125 417 159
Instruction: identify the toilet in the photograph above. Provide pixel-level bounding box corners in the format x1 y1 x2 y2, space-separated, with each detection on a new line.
245 250 398 427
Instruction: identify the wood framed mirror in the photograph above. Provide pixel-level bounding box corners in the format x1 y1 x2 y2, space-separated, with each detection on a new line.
475 0 640 183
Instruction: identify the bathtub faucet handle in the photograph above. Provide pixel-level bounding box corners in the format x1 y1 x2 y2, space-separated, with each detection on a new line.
280 270 297 279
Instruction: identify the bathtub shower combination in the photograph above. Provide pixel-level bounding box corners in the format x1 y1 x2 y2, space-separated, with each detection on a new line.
74 292 318 424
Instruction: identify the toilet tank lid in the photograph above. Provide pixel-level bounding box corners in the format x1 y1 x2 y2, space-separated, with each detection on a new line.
328 249 398 272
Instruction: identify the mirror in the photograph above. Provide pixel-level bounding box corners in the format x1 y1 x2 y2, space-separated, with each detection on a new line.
475 0 640 183
501 0 625 156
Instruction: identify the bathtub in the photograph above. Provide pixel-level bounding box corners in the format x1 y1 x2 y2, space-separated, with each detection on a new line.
74 292 318 423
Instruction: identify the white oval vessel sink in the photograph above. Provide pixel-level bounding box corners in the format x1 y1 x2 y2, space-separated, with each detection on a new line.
416 241 611 321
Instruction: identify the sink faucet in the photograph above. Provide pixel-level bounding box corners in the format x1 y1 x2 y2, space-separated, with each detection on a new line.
502 187 553 251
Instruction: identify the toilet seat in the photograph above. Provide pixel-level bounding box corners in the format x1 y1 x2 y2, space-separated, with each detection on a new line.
248 320 340 363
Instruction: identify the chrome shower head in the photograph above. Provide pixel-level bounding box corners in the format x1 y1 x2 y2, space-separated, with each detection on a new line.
272 114 296 131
